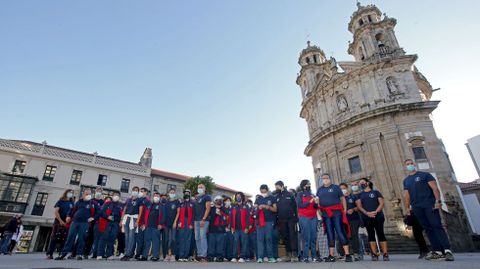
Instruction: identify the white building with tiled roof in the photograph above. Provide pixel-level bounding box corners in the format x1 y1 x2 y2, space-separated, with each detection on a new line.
0 138 240 253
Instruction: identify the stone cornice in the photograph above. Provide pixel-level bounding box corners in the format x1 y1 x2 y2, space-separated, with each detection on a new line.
304 101 440 156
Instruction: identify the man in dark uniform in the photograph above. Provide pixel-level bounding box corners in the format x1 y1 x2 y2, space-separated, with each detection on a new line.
274 180 298 262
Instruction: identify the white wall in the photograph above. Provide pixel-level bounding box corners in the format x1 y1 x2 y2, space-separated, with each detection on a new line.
467 135 480 178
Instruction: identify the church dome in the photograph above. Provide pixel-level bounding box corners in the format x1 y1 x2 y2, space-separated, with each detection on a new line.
348 2 382 33
298 41 326 66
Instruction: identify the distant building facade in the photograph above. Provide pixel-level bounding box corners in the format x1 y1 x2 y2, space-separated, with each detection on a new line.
0 138 238 253
466 135 480 178
296 3 473 251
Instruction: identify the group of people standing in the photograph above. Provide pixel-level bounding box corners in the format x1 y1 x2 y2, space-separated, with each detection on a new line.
42 159 454 263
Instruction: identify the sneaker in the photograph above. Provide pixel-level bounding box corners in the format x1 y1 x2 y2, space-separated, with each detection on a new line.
263 257 269 262
96 256 104 260
371 254 379 261
46 255 53 260
276 258 282 263
301 257 309 263
425 251 444 261
139 256 148 261
345 255 353 262
257 259 263 263
231 258 237 262
91 255 97 259
444 250 454 262
76 256 83 261
291 256 299 262
54 254 66 260
120 256 131 261
83 255 88 260
325 255 336 262
353 254 360 261
67 255 75 260
383 254 390 261
238 258 245 263
118 253 125 259
151 257 159 262
107 256 115 261
268 258 277 263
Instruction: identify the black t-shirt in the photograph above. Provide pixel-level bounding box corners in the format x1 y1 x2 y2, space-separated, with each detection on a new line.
357 190 383 212
193 195 211 221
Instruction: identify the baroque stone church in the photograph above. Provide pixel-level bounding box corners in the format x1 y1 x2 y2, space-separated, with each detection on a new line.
296 3 473 251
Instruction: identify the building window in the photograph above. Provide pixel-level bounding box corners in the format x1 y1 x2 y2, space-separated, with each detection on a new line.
348 156 362 174
167 184 176 192
12 160 26 174
368 15 372 22
120 178 130 193
97 174 108 186
413 147 428 161
70 170 82 185
31 192 48 216
0 173 35 213
153 184 159 192
358 19 364 26
42 165 57 181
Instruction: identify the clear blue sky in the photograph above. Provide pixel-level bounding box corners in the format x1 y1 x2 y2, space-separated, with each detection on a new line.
1 1 479 195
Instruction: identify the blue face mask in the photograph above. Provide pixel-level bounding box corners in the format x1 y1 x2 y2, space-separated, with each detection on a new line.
406 164 416 172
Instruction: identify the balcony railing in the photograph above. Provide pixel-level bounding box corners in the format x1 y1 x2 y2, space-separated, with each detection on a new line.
0 200 28 214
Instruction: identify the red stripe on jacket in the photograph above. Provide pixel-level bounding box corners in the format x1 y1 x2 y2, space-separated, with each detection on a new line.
178 204 193 229
143 204 164 227
231 206 248 231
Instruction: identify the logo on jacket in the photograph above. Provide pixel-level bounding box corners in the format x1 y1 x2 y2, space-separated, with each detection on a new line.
171 205 176 210
267 200 272 206
415 177 421 182
348 198 353 203
369 193 376 198
328 188 333 193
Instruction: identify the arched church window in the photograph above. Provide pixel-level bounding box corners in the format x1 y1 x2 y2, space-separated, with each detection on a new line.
358 19 364 26
313 54 318 63
306 57 311 64
368 15 372 22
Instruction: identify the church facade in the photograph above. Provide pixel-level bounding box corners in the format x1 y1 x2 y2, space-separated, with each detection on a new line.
296 3 473 251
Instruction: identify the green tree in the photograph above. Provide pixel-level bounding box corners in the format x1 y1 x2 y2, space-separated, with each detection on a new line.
183 175 215 195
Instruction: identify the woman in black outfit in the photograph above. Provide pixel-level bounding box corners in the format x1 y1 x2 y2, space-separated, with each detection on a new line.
355 178 389 261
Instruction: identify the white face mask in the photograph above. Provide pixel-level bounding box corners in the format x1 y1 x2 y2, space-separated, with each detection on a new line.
341 189 348 196
197 188 205 195
67 192 73 199
351 185 359 192
112 195 120 202
84 194 92 201
153 196 160 203
225 201 232 208
95 192 102 198
169 193 176 199
261 192 268 198
132 191 139 197
138 192 145 198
